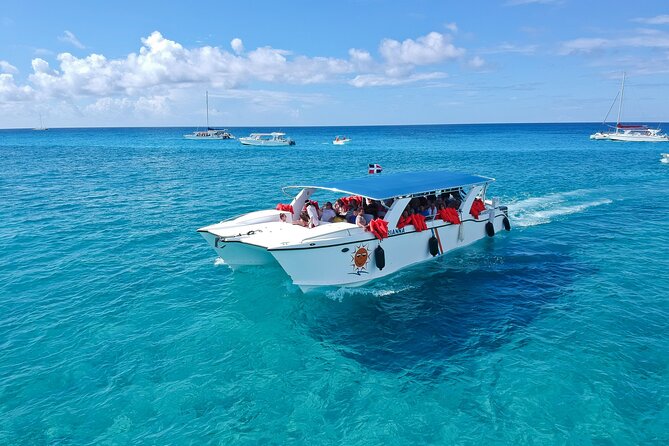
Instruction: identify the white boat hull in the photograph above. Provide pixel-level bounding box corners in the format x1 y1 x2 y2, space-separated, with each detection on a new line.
607 134 669 142
333 139 351 145
239 139 294 146
270 211 507 291
199 207 508 292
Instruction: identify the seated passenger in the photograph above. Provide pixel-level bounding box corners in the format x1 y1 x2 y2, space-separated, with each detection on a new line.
305 200 320 228
294 211 309 226
320 202 336 223
426 201 438 218
418 204 430 217
355 207 367 228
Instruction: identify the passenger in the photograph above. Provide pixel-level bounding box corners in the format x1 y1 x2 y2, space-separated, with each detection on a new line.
355 207 367 228
305 200 320 228
279 213 289 223
334 198 348 218
418 204 430 217
346 199 358 224
294 211 309 227
426 201 438 218
320 201 336 223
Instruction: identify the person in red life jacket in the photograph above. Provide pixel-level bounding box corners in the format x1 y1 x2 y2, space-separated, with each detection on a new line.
396 209 410 228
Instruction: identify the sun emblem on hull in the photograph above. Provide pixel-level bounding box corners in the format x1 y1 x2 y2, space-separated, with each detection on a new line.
350 244 370 275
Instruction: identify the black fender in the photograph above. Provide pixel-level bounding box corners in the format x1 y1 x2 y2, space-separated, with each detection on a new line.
374 245 385 270
428 236 439 256
485 221 495 237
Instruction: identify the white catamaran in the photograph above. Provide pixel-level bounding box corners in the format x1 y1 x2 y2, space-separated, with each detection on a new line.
184 91 235 140
590 72 668 142
198 171 510 292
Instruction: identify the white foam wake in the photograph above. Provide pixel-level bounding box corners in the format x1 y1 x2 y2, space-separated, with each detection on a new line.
507 190 613 228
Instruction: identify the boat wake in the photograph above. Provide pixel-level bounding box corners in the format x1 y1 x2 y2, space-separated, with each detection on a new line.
324 284 417 301
213 257 226 266
507 189 613 228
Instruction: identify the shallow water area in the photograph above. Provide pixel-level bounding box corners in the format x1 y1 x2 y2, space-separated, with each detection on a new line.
1 124 668 444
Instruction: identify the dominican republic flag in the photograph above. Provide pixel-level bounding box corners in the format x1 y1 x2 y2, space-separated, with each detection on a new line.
368 163 383 174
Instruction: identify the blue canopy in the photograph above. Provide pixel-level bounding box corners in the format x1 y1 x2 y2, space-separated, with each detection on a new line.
285 170 494 200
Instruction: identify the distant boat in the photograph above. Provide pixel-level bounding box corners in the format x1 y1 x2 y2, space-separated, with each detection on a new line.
33 113 48 131
239 132 295 146
183 91 235 140
333 135 351 145
661 153 669 164
591 72 668 142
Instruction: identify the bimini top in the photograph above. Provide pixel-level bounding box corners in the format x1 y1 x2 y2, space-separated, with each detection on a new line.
285 170 494 200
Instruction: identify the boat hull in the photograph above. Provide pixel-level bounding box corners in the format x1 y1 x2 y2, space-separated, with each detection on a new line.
607 134 669 142
270 211 508 292
239 139 295 146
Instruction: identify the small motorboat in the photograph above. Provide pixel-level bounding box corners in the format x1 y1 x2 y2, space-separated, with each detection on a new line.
333 135 351 145
198 170 510 292
661 153 669 164
239 132 295 146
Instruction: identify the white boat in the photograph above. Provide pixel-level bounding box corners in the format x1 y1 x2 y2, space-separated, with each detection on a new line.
184 91 235 140
661 153 669 164
333 135 351 145
33 113 48 131
591 72 668 142
197 171 510 292
239 132 295 146
608 125 668 142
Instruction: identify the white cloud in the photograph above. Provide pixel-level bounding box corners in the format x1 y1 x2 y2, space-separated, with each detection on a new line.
480 43 539 55
1 29 472 106
59 30 85 49
467 56 486 69
560 31 669 54
380 32 465 66
445 22 458 33
0 73 34 101
349 72 446 87
0 60 18 74
231 38 244 54
633 15 669 25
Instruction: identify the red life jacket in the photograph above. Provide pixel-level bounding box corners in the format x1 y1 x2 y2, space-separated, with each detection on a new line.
276 203 294 214
437 208 461 224
470 199 486 219
368 218 388 240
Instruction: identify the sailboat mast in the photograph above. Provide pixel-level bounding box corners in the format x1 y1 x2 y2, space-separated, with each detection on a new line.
616 72 625 132
206 91 209 129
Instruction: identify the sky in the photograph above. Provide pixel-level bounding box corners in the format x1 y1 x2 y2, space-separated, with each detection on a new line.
2 0 669 128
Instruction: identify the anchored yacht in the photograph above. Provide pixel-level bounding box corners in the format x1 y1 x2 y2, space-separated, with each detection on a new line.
198 171 510 292
591 72 668 142
184 91 235 140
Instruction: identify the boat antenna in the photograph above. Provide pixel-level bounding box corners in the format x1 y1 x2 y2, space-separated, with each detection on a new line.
206 91 209 130
616 72 625 131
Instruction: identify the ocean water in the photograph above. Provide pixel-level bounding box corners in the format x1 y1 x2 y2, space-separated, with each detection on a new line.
1 124 667 444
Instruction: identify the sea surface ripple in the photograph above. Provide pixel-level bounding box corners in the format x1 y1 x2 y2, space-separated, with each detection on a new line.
0 124 667 444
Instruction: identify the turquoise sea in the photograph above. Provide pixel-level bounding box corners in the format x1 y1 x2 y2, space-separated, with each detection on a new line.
1 124 668 444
